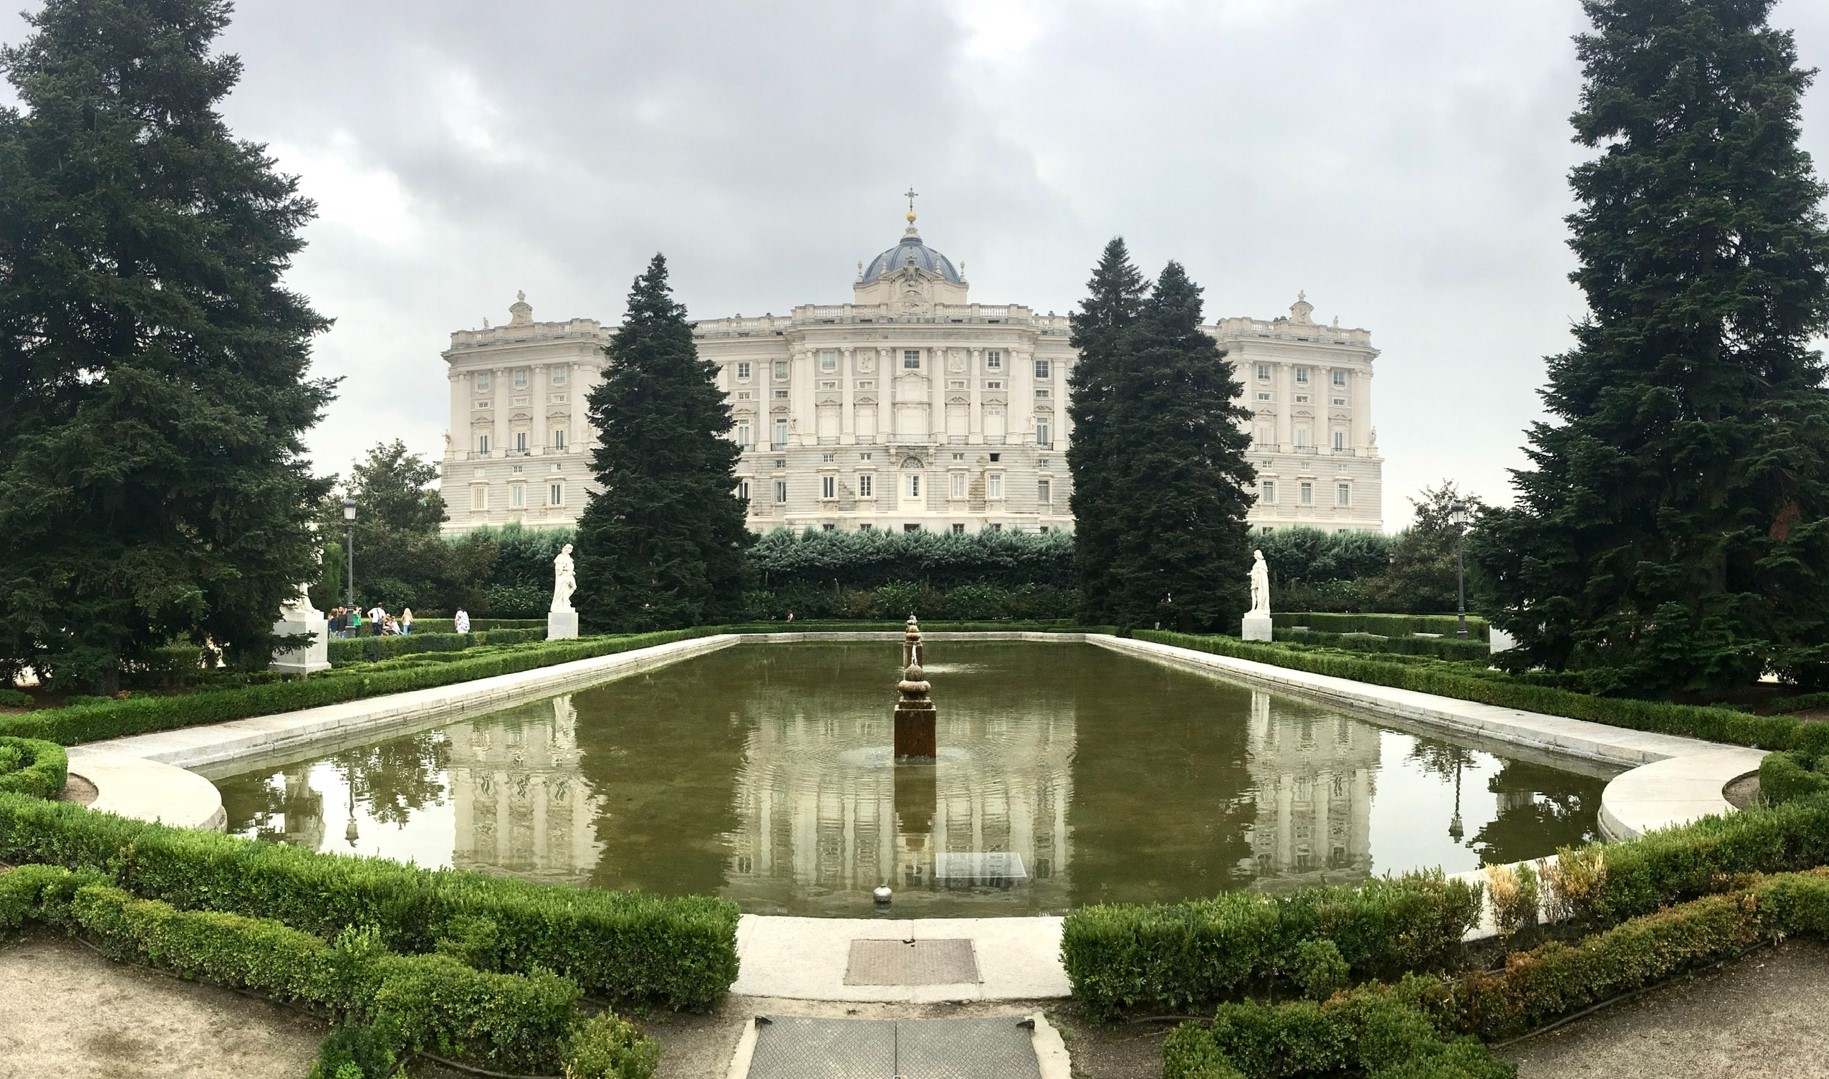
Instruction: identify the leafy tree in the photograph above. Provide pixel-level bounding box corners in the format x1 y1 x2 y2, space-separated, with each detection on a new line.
453 523 573 617
0 0 334 691
573 255 750 631
1067 239 1150 624
1473 0 1829 696
324 441 491 614
1102 262 1257 631
1364 481 1484 615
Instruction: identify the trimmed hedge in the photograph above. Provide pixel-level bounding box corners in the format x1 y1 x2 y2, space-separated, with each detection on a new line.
0 792 739 1011
0 737 67 799
1273 612 1490 641
403 617 546 635
1759 751 1829 806
0 629 709 746
1072 793 1829 1018
326 627 545 666
1277 628 1491 662
0 865 657 1076
720 619 1086 634
1061 871 1483 1018
1136 630 1829 754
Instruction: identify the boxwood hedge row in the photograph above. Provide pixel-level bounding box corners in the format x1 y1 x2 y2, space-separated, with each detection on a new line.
0 792 739 1011
326 626 546 666
1759 751 1829 806
1275 628 1491 662
0 736 67 799
1135 630 1829 754
0 629 710 746
1271 612 1490 641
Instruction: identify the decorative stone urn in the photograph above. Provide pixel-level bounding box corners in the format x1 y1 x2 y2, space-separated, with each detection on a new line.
893 615 937 759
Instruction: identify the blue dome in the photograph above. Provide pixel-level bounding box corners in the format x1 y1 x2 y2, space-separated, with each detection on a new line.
860 230 963 285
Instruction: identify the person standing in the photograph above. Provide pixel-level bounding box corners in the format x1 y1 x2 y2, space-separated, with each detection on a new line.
400 607 414 635
454 608 471 635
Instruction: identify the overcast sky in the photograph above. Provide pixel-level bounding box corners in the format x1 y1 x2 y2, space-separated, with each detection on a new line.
6 1 1829 529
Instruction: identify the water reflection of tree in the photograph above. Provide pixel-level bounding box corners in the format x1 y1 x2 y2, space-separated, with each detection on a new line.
1469 760 1606 865
330 731 452 827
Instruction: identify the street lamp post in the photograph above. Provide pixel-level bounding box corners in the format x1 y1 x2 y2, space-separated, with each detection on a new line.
342 498 357 612
1451 500 1470 640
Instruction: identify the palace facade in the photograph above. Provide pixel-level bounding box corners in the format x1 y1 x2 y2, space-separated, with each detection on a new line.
438 211 1384 535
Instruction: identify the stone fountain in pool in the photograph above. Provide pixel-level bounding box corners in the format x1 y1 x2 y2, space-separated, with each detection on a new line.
211 635 1616 917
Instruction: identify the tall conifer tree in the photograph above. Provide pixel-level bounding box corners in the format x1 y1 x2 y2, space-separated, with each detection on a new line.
1103 263 1256 631
0 0 334 691
1473 0 1829 695
574 255 750 631
1066 239 1149 624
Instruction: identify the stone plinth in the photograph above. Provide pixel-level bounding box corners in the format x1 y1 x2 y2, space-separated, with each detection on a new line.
1241 612 1273 642
548 610 579 641
894 697 937 759
1489 627 1516 654
270 617 330 675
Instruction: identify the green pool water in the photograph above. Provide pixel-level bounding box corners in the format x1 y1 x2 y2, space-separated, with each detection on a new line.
214 641 1611 917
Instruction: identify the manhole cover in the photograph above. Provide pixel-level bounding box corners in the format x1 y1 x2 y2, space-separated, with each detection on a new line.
844 938 981 985
746 1016 1042 1079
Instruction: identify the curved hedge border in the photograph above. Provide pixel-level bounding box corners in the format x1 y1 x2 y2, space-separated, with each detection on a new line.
1759 751 1828 805
0 865 657 1077
0 629 710 747
1067 793 1829 1017
0 737 67 799
1135 630 1829 754
0 791 738 1011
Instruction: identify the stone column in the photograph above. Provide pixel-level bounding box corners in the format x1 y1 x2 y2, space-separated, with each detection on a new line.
793 348 815 445
840 347 855 441
492 367 508 457
531 364 548 455
969 348 984 442
1013 348 1034 444
1352 367 1372 453
1274 362 1292 450
876 348 891 447
447 371 465 457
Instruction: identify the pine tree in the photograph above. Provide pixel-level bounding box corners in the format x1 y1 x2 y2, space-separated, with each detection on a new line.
573 255 751 631
0 0 334 691
1473 0 1829 696
1066 239 1149 624
1102 263 1257 631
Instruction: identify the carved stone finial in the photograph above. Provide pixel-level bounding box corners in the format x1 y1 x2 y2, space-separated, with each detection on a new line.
509 290 534 327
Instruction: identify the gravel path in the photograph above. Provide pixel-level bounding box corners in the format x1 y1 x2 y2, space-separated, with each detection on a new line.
0 931 325 1079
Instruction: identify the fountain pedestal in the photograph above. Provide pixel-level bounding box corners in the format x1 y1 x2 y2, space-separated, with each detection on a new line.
894 616 937 759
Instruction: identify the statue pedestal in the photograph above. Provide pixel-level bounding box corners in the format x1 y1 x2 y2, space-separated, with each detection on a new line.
548 610 579 641
271 616 331 675
894 702 937 759
1241 612 1273 642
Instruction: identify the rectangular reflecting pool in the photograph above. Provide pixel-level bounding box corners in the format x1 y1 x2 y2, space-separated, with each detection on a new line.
214 641 1614 917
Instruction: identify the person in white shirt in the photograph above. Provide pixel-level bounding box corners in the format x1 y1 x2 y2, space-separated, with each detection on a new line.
454 608 471 634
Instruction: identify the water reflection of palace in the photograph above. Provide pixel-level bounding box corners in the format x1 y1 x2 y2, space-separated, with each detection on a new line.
722 708 1075 910
1242 690 1377 886
449 696 605 884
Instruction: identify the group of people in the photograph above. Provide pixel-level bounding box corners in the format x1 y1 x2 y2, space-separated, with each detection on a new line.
327 605 414 638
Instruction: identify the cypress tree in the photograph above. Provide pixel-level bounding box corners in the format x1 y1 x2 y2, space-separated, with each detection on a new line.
1103 262 1257 631
573 255 751 631
1473 0 1829 696
0 0 334 691
1066 238 1149 624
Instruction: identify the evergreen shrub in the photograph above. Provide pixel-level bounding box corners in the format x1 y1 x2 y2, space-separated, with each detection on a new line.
0 793 739 1010
0 689 32 708
0 736 66 798
326 627 546 665
1273 612 1490 640
1277 628 1491 662
1137 630 1829 753
1758 751 1829 806
0 630 709 746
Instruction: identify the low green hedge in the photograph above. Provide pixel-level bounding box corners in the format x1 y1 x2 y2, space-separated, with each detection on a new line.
0 737 66 799
0 629 709 747
1164 868 1829 1078
1071 793 1829 1018
1136 630 1829 754
1277 628 1491 662
0 865 657 1077
719 619 1087 633
406 617 546 635
0 792 739 1011
1061 871 1483 1019
1759 751 1829 806
326 627 546 666
1273 612 1490 641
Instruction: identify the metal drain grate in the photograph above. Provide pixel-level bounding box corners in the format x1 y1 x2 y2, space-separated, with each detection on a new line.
843 938 981 986
746 1016 1043 1079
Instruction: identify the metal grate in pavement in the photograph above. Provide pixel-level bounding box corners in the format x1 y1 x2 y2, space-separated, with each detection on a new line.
843 938 981 986
745 1016 1043 1079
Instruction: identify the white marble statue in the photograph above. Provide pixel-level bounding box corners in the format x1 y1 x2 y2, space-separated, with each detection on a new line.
551 543 576 613
280 524 324 621
1248 549 1270 616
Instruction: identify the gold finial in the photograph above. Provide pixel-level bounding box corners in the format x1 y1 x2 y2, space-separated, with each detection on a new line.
904 186 919 224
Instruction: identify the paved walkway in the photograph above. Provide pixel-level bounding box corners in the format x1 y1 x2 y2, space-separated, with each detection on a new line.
0 932 325 1079
1501 940 1829 1079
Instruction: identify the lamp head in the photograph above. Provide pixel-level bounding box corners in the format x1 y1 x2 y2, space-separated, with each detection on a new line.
342 497 357 522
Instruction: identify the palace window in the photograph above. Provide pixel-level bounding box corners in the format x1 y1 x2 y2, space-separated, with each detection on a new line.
903 349 921 370
1038 479 1051 504
774 389 789 399
987 473 1004 499
773 360 788 380
1295 367 1310 384
737 362 752 380
1034 359 1051 379
1337 483 1352 507
906 474 921 498
820 350 838 372
514 432 528 453
510 484 524 508
773 419 789 446
1294 426 1312 448
477 434 491 454
1256 364 1270 381
471 487 486 511
1257 392 1271 401
774 480 789 503
476 372 491 391
986 380 1003 390
1295 395 1309 404
823 523 836 531
737 391 752 400
736 421 752 447
549 483 564 507
904 524 922 533
1332 369 1347 387
737 479 750 501
1261 480 1277 504
820 380 837 390
950 473 966 498
1035 388 1050 399
859 523 873 531
552 367 566 385
1035 418 1051 446
986 350 1003 371
1300 481 1314 505
858 474 873 497
1333 430 1346 451
821 475 836 499
513 369 528 388
952 523 966 534
474 399 491 409
552 429 566 449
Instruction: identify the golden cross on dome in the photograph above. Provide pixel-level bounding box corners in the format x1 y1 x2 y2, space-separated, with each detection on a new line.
904 186 919 224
